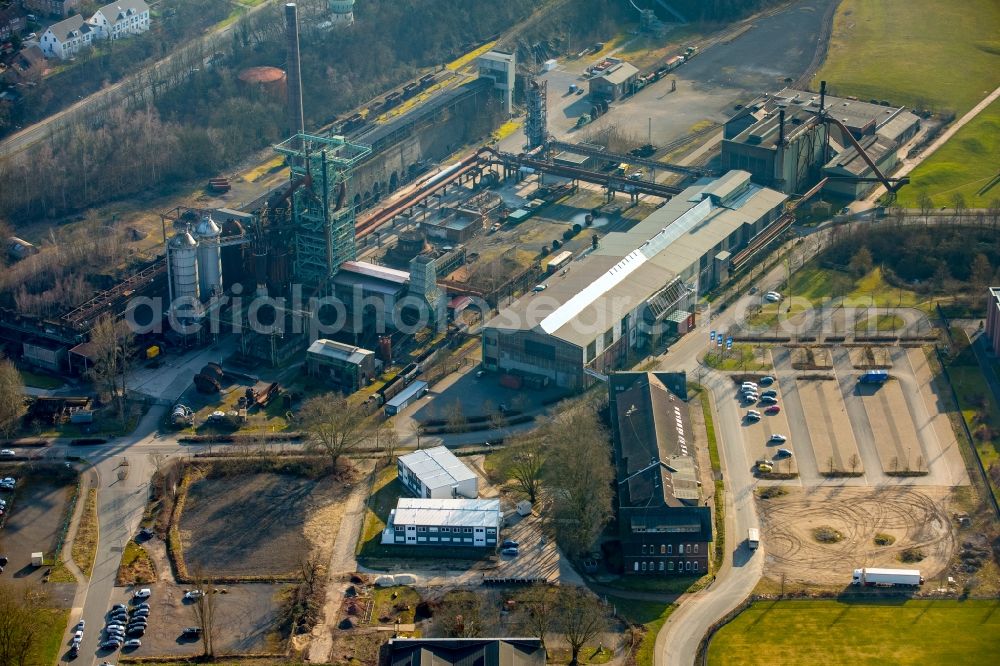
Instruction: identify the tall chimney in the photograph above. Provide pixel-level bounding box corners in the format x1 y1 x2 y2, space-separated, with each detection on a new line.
778 108 785 146
819 80 827 114
285 3 305 141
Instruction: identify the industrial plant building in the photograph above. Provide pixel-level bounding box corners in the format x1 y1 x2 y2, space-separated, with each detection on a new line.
722 88 919 195
588 61 640 101
609 372 712 575
380 639 546 666
481 170 787 389
306 339 378 392
381 498 501 547
397 446 479 499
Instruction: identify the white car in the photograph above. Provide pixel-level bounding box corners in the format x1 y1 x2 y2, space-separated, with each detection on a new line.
764 291 782 302
0 449 15 458
75 620 85 631
184 589 204 600
133 588 152 599
769 434 787 443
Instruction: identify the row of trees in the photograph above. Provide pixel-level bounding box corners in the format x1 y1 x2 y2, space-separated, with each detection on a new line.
435 584 611 664
497 398 615 558
0 582 48 666
0 355 25 439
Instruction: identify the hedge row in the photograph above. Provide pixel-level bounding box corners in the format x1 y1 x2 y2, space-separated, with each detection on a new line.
177 432 303 444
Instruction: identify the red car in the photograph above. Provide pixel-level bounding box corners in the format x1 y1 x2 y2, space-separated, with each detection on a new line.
765 405 781 414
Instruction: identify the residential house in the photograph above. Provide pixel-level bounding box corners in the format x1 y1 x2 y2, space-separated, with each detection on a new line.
87 0 149 41
23 0 81 19
609 372 713 575
4 44 46 83
39 14 91 59
0 5 26 41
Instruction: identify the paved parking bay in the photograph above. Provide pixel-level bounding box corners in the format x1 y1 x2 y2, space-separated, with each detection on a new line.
734 381 798 477
797 378 864 475
905 348 969 486
484 512 559 584
857 379 927 475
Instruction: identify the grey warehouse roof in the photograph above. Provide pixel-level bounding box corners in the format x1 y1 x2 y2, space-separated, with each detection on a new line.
597 62 639 85
391 498 500 528
307 339 374 365
399 446 477 491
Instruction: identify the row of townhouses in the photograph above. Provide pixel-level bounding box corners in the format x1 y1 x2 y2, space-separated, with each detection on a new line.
39 0 149 60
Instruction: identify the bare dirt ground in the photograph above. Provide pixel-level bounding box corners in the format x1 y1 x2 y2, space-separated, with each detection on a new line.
0 467 75 587
758 486 957 586
180 472 346 578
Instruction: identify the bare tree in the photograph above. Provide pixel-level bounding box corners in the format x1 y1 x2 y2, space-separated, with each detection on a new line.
848 453 860 475
0 356 26 439
951 192 967 223
542 404 614 557
372 421 399 466
189 569 219 657
88 314 134 425
556 586 610 665
299 393 370 470
446 399 467 434
517 584 557 650
503 437 545 504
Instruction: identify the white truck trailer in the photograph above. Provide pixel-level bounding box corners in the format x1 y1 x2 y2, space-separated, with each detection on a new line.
747 528 760 550
851 567 923 587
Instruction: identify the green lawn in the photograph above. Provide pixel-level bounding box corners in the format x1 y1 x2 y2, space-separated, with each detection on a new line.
815 0 1000 116
606 597 676 666
18 368 64 390
854 313 905 333
787 264 928 310
704 343 771 371
897 97 1000 208
708 599 1000 665
946 363 1000 499
32 608 70 666
356 465 401 556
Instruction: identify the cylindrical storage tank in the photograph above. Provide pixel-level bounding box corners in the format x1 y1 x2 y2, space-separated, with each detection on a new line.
220 218 245 291
169 230 199 303
195 215 223 298
329 0 355 25
238 66 287 101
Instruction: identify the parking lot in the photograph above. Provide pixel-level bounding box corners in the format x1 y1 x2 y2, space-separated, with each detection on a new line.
857 378 927 474
0 463 77 586
485 511 559 584
97 582 285 657
796 379 864 475
735 381 798 477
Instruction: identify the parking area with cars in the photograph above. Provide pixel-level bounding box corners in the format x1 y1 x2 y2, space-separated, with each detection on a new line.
97 583 285 657
484 511 560 583
736 378 798 477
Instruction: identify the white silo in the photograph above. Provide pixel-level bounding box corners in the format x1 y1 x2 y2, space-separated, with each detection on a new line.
329 0 355 25
168 228 199 303
195 214 223 298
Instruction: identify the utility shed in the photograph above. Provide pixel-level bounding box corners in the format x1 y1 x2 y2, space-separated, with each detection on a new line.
589 61 639 100
397 445 478 499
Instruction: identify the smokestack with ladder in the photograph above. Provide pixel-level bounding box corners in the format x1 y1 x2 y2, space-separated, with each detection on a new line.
819 80 827 114
285 3 305 143
778 108 785 146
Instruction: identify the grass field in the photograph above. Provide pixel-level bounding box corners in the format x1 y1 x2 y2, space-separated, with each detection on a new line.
71 488 98 577
708 599 1000 665
607 597 676 666
787 264 928 310
705 343 772 371
815 0 1000 115
896 98 1000 208
117 539 156 585
32 608 70 666
854 313 905 332
946 361 1000 500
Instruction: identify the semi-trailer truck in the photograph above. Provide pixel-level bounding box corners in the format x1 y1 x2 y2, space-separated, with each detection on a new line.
851 567 923 587
859 370 889 384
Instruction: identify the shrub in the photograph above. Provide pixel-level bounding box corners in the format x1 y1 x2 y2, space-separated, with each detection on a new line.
812 526 843 543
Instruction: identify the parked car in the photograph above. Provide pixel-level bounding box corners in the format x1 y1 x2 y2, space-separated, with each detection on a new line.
126 627 144 637
769 434 787 443
760 376 775 386
775 448 793 459
68 644 79 658
100 639 122 650
181 626 202 636
0 450 15 458
134 602 150 610
761 390 778 398
765 405 781 414
133 588 152 599
111 603 127 612
124 638 142 648
184 589 204 600
501 539 519 549
72 629 84 642
764 291 782 302
743 393 759 403
760 396 778 405
74 620 85 631
746 412 761 423
501 547 519 556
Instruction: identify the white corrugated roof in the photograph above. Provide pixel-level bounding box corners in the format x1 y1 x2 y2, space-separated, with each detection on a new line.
391 498 501 528
399 446 477 491
307 339 373 365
